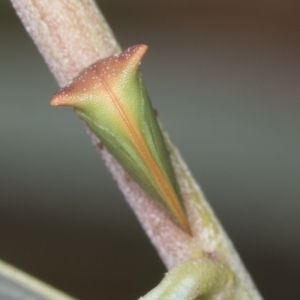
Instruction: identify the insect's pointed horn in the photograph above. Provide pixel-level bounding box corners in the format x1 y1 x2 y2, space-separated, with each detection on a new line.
122 44 148 70
50 86 75 107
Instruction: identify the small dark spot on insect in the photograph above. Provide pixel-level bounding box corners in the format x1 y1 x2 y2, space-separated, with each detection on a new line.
96 142 104 150
124 173 131 182
153 108 158 117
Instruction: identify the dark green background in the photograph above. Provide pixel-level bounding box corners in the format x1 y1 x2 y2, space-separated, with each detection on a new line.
0 1 299 299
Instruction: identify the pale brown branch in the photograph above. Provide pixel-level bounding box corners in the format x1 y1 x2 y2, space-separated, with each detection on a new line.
10 0 263 299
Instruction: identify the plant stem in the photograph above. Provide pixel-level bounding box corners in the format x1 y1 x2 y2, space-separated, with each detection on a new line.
11 0 119 87
0 260 77 300
10 0 263 299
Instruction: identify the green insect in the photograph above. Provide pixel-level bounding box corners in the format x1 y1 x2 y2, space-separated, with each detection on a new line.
50 44 190 234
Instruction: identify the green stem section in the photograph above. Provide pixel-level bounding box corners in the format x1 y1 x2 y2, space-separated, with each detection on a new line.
139 259 234 300
0 260 77 300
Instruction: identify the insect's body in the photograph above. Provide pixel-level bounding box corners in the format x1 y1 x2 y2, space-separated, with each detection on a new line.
50 45 190 234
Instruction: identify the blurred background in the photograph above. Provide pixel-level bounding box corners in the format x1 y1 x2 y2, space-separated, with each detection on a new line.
0 0 299 299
